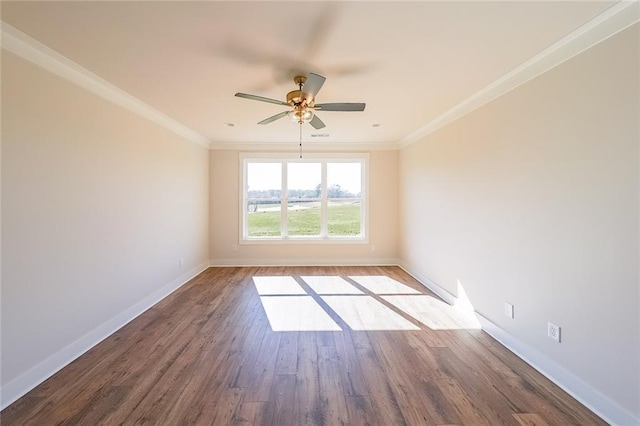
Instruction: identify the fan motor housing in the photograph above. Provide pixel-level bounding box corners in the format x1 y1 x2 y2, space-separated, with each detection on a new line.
286 90 303 105
287 90 315 107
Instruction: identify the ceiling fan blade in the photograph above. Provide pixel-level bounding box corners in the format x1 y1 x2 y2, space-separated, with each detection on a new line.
235 93 287 106
315 103 366 112
302 73 326 102
309 114 326 130
258 111 289 125
324 62 377 78
222 40 294 67
303 4 340 59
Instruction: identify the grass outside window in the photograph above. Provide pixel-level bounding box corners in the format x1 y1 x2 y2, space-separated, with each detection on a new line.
248 202 360 237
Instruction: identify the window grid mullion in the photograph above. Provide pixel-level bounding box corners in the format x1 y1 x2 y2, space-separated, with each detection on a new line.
320 161 328 238
242 159 248 240
281 161 287 238
360 160 365 237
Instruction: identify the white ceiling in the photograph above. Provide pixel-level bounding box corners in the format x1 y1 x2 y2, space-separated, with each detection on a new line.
2 1 620 149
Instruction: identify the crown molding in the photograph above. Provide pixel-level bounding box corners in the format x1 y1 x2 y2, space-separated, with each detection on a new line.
209 141 398 151
1 22 211 149
3 0 637 153
397 0 640 149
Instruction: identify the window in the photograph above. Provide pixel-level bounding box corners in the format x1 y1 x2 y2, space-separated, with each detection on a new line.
241 154 368 242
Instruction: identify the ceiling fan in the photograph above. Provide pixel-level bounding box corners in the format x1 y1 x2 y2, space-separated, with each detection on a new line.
234 72 365 130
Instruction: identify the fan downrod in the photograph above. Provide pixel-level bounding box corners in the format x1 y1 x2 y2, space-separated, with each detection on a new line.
287 75 313 107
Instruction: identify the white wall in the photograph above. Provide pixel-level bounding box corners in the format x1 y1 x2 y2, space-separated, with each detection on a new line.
210 150 398 265
1 51 210 406
399 24 639 423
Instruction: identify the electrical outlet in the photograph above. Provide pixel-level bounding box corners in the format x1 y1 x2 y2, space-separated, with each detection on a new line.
231 244 238 252
371 244 376 252
548 322 561 343
179 257 184 266
504 302 514 319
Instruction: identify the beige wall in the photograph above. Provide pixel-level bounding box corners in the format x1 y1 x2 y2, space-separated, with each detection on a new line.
210 150 398 265
1 52 210 400
2 10 637 422
399 24 639 419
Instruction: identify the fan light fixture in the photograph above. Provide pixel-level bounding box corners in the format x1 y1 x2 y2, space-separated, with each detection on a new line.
289 107 314 123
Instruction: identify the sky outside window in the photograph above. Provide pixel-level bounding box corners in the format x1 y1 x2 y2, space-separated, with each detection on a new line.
248 162 361 194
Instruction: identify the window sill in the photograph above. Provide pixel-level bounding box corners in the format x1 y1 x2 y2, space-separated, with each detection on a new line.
240 237 369 245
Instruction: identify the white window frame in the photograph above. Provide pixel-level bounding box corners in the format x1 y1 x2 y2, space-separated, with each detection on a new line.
239 153 369 244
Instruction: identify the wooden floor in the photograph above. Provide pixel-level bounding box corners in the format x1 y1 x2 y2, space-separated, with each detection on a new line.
2 266 605 425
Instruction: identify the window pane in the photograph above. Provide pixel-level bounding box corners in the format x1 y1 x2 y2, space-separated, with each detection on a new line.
247 162 282 237
287 163 321 237
327 163 361 198
328 200 361 236
288 163 321 199
247 163 281 199
288 201 321 236
247 199 281 237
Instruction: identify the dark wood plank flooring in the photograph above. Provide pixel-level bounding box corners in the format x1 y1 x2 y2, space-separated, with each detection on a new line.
1 266 606 425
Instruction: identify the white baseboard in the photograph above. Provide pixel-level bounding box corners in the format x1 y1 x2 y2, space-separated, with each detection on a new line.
399 262 638 426
209 257 400 267
5 261 637 425
397 263 457 305
0 261 209 410
478 314 639 426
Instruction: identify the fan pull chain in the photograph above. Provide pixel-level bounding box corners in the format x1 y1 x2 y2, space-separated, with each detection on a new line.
299 122 303 158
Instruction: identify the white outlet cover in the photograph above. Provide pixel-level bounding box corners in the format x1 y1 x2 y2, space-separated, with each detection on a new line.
548 322 561 343
504 302 514 319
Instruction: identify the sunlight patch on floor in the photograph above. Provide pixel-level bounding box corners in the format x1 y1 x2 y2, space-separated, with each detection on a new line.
301 276 364 295
253 276 306 295
382 295 481 330
253 275 482 332
321 296 420 331
348 276 421 295
259 296 342 331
